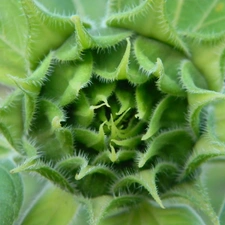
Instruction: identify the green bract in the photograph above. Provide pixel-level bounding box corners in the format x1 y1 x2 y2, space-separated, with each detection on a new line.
1 0 225 224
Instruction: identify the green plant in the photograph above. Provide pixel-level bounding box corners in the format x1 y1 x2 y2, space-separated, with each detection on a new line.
1 0 225 224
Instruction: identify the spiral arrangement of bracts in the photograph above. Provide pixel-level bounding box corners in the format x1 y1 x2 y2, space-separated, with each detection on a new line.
0 1 225 223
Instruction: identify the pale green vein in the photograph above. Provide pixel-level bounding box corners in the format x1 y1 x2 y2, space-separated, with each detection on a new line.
13 18 26 50
0 34 25 58
128 210 135 225
192 0 219 32
72 0 85 17
113 0 123 13
173 0 184 27
148 207 163 225
199 15 225 30
218 195 225 218
116 0 122 12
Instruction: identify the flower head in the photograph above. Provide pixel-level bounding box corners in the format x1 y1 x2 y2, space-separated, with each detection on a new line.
1 0 225 224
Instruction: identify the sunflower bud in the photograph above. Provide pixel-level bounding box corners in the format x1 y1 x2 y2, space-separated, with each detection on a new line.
1 0 225 224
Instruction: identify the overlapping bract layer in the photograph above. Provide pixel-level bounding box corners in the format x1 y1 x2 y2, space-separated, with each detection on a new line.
1 1 225 223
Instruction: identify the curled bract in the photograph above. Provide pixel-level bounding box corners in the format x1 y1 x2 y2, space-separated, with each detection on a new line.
1 0 225 224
